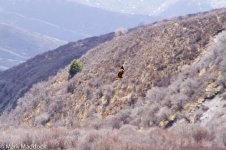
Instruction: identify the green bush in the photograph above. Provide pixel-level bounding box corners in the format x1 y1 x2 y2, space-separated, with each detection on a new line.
68 59 83 78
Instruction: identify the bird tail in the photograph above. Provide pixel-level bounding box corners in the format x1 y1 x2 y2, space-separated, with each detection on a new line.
115 77 122 80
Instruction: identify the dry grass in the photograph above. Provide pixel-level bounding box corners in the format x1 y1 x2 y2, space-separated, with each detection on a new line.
0 125 225 150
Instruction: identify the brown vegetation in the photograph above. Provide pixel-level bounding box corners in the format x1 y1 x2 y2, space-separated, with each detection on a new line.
0 8 226 149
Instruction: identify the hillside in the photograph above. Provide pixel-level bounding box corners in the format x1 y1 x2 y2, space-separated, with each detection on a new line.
0 8 226 149
0 32 114 113
0 23 65 70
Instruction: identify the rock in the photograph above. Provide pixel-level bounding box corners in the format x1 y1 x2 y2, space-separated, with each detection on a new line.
205 83 224 99
159 120 169 128
159 114 177 128
199 68 206 76
101 96 109 106
201 105 209 112
197 98 205 104
169 114 177 121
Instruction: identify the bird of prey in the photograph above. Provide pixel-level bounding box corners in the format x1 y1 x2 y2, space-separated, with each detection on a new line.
116 66 124 80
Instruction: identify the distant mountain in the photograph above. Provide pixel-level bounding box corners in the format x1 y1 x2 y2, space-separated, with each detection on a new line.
0 23 66 70
0 0 153 41
0 0 153 70
0 32 114 113
73 0 226 18
157 0 211 19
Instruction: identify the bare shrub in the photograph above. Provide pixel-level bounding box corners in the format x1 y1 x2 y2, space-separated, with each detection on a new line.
90 119 103 130
52 99 64 114
21 133 33 145
180 79 198 97
192 126 214 144
111 118 121 129
78 131 100 150
140 116 151 128
34 112 50 126
58 138 66 150
102 85 114 105
84 87 93 100
88 78 101 88
95 89 103 99
219 59 226 73
223 133 226 147
149 128 177 149
117 110 131 124
115 27 128 36
192 128 206 143
128 94 137 107
146 105 160 126
46 139 61 150
146 87 167 103
170 94 188 111
157 107 171 121
67 82 75 93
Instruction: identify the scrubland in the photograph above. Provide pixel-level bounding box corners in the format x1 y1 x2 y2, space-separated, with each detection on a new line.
0 9 226 150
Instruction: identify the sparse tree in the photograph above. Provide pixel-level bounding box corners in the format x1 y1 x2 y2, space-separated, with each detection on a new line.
68 59 83 79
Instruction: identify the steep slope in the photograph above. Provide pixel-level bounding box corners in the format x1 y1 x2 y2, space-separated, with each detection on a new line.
0 32 114 112
4 8 225 122
0 9 226 149
0 23 66 70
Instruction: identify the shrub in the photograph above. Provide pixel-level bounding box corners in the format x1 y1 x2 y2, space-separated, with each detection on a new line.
180 79 198 97
223 133 226 147
156 107 171 121
68 59 83 78
191 126 214 144
166 92 188 112
115 27 128 36
111 118 121 129
34 112 50 126
67 82 75 93
146 87 167 103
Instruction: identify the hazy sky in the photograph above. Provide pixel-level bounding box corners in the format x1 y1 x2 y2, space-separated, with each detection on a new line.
67 0 226 15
